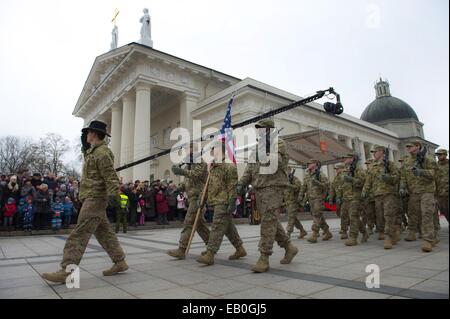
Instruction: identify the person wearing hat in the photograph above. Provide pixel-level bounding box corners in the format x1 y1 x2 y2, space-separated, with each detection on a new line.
42 120 128 283
284 167 308 239
299 159 333 243
399 140 438 252
168 157 210 260
195 140 246 266
361 159 377 236
362 145 401 249
329 162 348 238
236 119 298 273
338 153 369 246
435 149 448 224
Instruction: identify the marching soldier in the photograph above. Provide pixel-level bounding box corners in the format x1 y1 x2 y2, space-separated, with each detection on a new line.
329 163 347 239
435 149 449 224
168 147 210 260
300 159 333 243
362 146 400 249
196 141 246 266
362 159 376 235
284 168 308 239
398 157 409 231
237 119 298 273
339 153 368 246
42 120 128 283
400 140 438 252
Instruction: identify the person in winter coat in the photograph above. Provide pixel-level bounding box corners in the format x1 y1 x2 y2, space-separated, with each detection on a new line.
22 196 34 232
33 184 52 230
51 198 63 231
3 198 17 229
62 196 74 229
156 186 169 225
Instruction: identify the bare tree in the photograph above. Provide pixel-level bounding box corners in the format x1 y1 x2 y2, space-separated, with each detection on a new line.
39 133 70 176
0 136 38 174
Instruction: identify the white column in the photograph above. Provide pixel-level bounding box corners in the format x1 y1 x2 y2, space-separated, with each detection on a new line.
321 165 328 178
358 139 367 169
389 148 394 162
366 142 374 160
120 94 135 183
344 136 353 150
179 93 198 134
327 165 336 181
133 83 152 181
110 105 122 168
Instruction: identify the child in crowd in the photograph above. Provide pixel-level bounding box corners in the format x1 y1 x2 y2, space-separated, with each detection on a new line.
3 198 17 230
138 197 145 226
62 196 74 229
51 198 63 232
23 196 34 232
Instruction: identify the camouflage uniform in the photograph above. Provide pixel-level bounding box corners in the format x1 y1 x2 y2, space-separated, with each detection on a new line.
362 151 400 246
300 167 331 240
61 140 125 269
435 150 449 223
169 163 210 257
205 163 243 254
330 164 348 235
398 158 409 230
237 121 298 272
284 175 307 238
338 159 367 244
400 141 438 249
362 160 376 234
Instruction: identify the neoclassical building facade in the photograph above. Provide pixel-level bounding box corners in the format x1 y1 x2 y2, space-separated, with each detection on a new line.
72 42 438 183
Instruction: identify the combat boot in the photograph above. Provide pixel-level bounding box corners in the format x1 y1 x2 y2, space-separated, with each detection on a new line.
392 227 401 245
361 230 369 243
340 232 348 240
103 260 129 276
404 231 416 242
322 230 333 241
41 269 71 283
229 246 247 260
196 250 214 265
307 231 318 243
378 232 385 240
345 237 358 246
384 237 393 250
251 254 270 273
298 229 308 239
167 247 186 260
280 242 298 264
421 240 433 253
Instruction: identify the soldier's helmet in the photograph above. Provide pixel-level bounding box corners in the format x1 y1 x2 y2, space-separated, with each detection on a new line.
370 145 386 153
435 149 448 156
255 119 275 128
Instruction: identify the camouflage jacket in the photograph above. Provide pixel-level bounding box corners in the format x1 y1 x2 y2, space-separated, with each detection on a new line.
284 176 302 204
79 140 120 201
207 163 238 206
182 163 207 199
400 154 437 194
238 138 290 190
435 159 449 196
362 160 399 196
337 165 365 201
300 170 329 202
329 172 344 201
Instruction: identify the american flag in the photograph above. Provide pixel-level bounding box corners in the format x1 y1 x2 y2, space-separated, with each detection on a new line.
218 94 236 165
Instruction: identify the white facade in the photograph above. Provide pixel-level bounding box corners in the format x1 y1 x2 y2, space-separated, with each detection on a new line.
73 43 437 183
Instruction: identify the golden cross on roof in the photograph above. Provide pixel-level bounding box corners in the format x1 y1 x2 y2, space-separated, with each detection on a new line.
111 8 120 26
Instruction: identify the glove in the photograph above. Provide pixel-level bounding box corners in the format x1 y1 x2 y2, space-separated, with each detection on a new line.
336 198 342 205
344 176 353 183
108 194 121 209
171 165 185 176
81 130 90 154
236 185 245 196
227 198 237 214
399 188 408 197
361 192 368 199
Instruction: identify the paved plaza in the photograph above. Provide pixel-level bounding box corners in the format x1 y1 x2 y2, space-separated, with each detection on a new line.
0 217 448 299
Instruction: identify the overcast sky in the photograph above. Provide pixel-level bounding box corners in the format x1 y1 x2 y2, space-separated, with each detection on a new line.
1 0 448 161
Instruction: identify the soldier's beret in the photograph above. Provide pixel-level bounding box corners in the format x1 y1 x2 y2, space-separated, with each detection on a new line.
435 149 448 156
255 119 275 128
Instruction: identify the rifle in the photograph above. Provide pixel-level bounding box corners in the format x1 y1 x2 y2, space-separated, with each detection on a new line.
288 168 296 183
413 146 428 170
350 155 359 177
315 162 322 181
384 146 390 174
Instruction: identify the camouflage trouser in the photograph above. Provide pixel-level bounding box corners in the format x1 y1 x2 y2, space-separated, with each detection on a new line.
255 187 290 256
407 193 436 243
61 198 125 269
286 202 305 234
339 201 350 232
115 209 128 233
437 194 449 222
398 196 408 227
363 200 376 230
178 198 210 249
310 198 329 233
206 204 243 254
375 194 399 238
342 199 365 238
